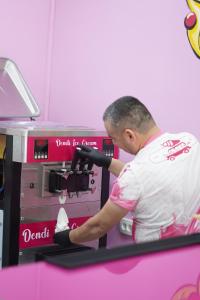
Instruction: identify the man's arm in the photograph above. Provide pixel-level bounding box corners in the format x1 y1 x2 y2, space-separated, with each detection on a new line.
108 158 125 177
69 199 129 244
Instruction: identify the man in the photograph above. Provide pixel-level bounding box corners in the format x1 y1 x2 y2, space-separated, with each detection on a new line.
54 96 200 246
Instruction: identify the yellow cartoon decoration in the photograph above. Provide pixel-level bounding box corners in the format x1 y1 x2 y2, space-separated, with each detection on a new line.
185 0 200 58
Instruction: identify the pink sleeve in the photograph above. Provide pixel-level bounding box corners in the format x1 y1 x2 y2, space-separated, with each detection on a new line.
109 169 141 211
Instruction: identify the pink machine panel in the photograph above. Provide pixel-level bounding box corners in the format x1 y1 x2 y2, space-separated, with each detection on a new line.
27 136 117 162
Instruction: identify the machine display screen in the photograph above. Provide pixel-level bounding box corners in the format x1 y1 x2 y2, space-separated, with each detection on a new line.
34 139 48 159
103 138 114 157
103 138 113 145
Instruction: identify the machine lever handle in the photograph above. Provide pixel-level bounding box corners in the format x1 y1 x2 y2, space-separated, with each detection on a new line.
87 160 94 171
71 147 81 171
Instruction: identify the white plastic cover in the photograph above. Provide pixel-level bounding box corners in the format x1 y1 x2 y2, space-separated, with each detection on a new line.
0 58 40 118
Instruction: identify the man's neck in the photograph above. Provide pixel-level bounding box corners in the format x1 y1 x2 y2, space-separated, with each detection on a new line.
139 126 162 150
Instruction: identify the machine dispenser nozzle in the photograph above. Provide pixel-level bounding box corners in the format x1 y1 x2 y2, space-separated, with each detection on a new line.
75 146 96 174
87 147 98 172
49 170 68 193
48 146 96 195
70 147 82 171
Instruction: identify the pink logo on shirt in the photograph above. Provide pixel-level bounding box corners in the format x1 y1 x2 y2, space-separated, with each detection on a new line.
162 140 180 147
162 139 191 161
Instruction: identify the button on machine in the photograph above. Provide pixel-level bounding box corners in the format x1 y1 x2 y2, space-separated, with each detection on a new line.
34 140 48 160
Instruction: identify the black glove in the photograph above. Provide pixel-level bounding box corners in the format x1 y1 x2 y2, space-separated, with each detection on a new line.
54 229 72 247
77 145 112 169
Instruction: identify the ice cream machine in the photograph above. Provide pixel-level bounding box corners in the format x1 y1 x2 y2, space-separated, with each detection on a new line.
0 126 117 267
0 58 118 267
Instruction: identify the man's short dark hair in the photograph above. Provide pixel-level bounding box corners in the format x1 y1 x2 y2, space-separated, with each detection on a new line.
103 96 156 133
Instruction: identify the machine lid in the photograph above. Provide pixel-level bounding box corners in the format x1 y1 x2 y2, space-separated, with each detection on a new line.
0 57 40 118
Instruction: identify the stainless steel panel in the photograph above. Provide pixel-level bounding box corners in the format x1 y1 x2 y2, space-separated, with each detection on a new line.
20 201 100 223
20 163 102 208
0 121 106 137
13 135 28 162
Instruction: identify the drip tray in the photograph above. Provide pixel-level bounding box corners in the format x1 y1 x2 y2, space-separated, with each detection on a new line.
35 244 93 263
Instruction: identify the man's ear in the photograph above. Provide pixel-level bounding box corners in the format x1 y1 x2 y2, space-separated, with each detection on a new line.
123 128 136 142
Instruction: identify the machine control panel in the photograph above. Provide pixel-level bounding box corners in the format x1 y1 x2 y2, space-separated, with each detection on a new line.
102 138 114 157
34 139 48 160
27 136 118 163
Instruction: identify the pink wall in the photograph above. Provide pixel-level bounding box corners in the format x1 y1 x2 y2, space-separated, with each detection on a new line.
0 1 198 150
0 0 54 119
47 0 200 246
48 0 200 139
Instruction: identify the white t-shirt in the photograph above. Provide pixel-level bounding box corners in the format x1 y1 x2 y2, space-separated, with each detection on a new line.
110 132 200 242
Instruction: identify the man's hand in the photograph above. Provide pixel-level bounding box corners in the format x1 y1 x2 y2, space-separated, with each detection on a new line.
54 229 72 247
77 145 112 169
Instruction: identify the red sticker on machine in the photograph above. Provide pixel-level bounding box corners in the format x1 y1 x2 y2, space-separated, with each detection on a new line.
19 216 91 249
27 136 119 162
27 136 104 163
